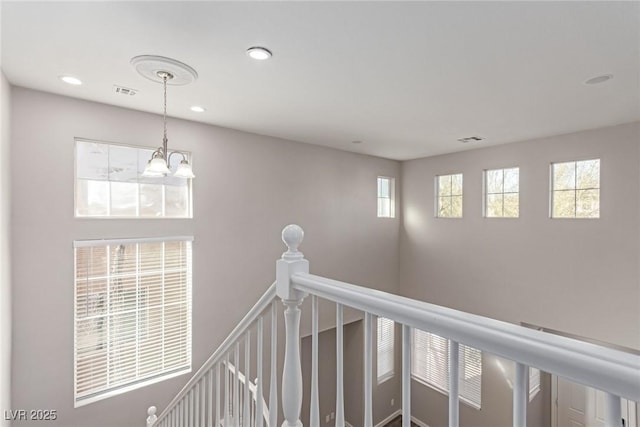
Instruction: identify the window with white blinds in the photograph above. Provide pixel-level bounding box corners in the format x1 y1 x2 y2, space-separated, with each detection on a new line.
377 317 394 383
74 237 192 407
411 329 482 409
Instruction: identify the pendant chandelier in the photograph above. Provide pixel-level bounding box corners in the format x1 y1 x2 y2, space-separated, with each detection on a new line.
131 55 197 179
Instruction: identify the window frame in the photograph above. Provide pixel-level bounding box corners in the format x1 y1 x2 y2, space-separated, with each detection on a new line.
483 167 520 218
411 329 482 410
435 173 463 218
74 138 193 219
376 317 395 384
377 176 396 218
549 158 600 219
73 236 193 407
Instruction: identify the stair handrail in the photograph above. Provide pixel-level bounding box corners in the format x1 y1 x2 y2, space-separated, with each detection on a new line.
153 282 277 424
275 224 640 427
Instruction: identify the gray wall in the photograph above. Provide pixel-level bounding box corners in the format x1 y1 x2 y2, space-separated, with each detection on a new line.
0 71 12 427
9 87 400 427
399 122 640 426
301 320 401 427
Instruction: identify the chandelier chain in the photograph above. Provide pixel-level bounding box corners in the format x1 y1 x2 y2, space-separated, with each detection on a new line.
163 73 168 144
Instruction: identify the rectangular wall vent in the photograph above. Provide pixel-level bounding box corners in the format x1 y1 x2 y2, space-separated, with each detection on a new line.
114 85 137 96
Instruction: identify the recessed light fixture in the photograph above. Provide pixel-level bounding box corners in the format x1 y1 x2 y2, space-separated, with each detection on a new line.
190 106 206 113
60 75 82 85
246 46 272 61
584 74 613 85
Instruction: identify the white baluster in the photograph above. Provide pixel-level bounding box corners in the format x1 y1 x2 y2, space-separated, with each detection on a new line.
310 295 320 427
513 362 527 427
256 316 264 427
336 303 345 427
225 353 231 426
605 393 622 427
402 325 411 427
269 301 278 427
235 342 241 427
196 382 201 427
448 340 459 427
190 389 194 427
147 406 158 427
244 332 251 427
364 312 373 427
208 369 213 427
216 363 221 427
202 377 206 427
276 225 308 427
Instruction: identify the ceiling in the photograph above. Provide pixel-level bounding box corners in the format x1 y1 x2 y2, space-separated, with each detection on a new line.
2 1 639 161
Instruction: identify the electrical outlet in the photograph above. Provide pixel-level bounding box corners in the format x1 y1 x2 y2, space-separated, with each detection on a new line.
325 414 330 423
331 412 335 420
391 398 395 406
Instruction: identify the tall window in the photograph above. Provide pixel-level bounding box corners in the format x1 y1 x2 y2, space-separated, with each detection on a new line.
74 237 192 407
75 139 192 218
377 317 394 383
551 159 600 218
411 330 482 409
377 177 395 218
436 173 463 218
485 167 519 218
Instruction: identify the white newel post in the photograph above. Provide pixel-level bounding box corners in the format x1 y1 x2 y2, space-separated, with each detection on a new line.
277 225 309 427
146 406 157 427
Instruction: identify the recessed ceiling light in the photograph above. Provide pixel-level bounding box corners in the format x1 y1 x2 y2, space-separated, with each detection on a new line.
584 74 613 85
60 75 82 85
246 46 272 61
190 106 206 113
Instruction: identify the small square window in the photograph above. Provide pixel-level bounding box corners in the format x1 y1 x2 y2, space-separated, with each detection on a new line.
551 159 600 218
377 177 395 218
484 167 519 218
436 174 463 218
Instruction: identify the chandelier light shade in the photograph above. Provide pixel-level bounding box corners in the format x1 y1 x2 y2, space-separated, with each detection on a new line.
132 55 197 180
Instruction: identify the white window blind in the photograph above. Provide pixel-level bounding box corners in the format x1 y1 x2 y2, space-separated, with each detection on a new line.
377 177 395 218
411 329 482 409
377 317 394 383
74 237 192 407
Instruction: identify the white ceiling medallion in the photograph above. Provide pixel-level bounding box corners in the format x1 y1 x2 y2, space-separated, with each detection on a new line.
130 55 198 85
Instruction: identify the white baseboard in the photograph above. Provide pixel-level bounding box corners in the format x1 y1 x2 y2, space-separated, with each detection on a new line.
374 409 401 427
372 409 430 427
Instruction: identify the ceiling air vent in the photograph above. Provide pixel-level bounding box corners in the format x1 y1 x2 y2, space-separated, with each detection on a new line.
457 136 484 143
114 85 138 96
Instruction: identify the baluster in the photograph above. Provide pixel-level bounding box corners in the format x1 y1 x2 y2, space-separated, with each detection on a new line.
225 353 231 426
364 312 373 427
269 301 278 427
202 376 206 427
605 393 622 427
190 389 194 427
195 381 200 427
449 340 459 427
276 225 308 427
256 316 264 427
310 295 320 427
208 369 213 427
513 362 527 427
336 303 345 427
244 332 251 427
235 342 241 427
216 363 221 427
180 398 184 427
402 325 411 427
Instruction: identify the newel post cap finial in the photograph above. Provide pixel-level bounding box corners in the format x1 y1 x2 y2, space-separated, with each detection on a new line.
146 406 157 426
282 224 304 260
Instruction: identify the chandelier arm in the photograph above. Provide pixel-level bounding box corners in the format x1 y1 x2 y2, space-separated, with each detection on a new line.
167 150 188 166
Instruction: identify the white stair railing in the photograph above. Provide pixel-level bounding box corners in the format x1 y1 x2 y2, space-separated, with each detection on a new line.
275 224 639 427
149 283 277 427
151 224 640 427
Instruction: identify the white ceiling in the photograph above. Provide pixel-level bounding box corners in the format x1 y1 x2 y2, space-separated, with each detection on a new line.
2 1 639 160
